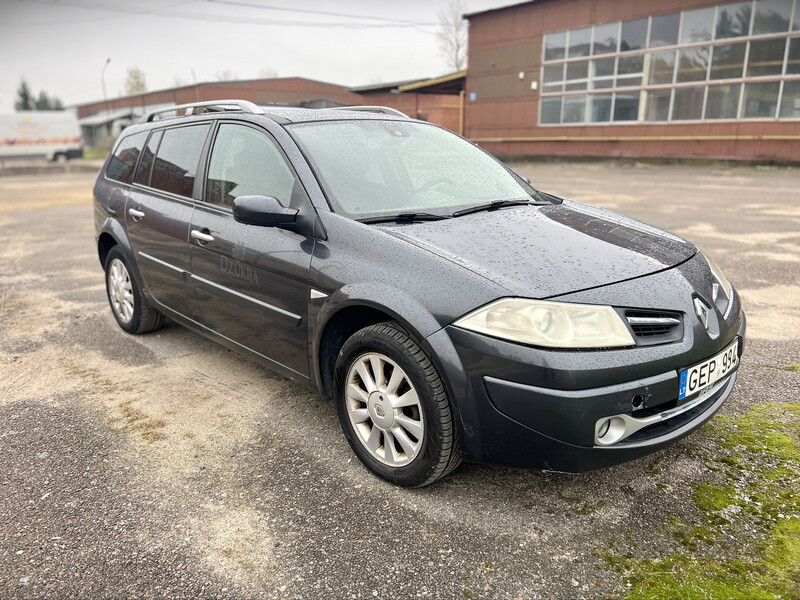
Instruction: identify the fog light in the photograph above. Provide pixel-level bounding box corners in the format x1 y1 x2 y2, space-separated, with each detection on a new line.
595 416 627 445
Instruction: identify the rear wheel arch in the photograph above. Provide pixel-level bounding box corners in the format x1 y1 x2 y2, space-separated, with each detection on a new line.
97 232 118 267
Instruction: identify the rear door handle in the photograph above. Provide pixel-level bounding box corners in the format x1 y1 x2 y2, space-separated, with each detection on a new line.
128 207 145 220
191 229 215 244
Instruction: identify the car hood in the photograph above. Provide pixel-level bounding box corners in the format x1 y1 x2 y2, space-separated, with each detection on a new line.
379 200 696 299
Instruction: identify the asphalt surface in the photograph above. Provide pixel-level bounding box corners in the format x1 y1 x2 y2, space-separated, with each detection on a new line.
1 163 798 599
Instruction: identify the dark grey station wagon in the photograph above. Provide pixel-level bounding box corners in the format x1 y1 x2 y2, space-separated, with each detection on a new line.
94 100 746 486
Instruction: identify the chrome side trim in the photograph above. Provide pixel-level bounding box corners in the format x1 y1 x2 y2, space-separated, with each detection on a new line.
138 252 187 276
190 273 302 327
138 252 301 326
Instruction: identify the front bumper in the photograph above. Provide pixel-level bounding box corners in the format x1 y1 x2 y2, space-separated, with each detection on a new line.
478 359 738 472
432 300 746 472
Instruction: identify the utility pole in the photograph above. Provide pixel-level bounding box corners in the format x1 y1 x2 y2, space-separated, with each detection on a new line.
101 57 111 113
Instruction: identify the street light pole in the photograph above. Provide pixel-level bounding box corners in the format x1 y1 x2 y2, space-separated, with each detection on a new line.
101 58 111 114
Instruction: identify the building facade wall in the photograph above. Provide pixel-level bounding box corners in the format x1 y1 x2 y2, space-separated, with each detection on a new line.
76 80 463 134
76 79 364 119
359 91 463 133
466 0 800 160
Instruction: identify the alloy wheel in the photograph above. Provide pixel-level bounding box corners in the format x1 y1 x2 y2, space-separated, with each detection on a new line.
108 258 134 324
345 352 425 467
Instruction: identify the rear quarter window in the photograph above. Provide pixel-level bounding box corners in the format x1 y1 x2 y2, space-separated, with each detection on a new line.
150 124 211 198
133 129 163 187
106 131 148 184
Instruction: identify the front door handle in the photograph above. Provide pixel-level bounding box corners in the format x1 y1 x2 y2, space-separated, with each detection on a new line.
128 207 145 221
191 229 215 244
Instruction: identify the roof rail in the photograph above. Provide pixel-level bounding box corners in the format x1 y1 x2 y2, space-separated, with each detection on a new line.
142 99 264 122
329 105 409 118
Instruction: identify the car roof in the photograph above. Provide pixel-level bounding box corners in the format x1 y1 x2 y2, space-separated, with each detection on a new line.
259 106 410 124
114 102 417 142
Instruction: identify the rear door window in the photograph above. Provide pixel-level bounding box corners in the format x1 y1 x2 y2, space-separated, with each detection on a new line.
150 124 211 198
106 131 147 184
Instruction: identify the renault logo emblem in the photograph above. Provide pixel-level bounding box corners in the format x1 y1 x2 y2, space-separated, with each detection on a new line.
694 298 710 329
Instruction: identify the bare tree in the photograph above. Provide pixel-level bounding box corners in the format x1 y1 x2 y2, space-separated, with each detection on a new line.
437 0 467 71
124 67 147 95
258 68 278 79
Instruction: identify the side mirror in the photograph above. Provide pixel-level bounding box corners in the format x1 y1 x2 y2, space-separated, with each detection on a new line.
233 195 298 227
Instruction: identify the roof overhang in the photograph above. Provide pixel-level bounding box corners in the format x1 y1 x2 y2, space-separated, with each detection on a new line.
465 0 543 20
78 109 137 126
397 70 467 95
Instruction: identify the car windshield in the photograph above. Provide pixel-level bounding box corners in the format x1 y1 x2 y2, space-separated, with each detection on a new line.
288 120 543 219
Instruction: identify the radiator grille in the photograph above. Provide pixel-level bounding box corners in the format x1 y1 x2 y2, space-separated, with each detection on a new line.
625 311 683 345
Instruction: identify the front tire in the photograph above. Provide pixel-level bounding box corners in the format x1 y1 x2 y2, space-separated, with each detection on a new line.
335 322 461 487
104 246 164 334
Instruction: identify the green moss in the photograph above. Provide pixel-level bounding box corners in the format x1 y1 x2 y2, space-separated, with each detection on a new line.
623 555 774 600
693 484 737 512
762 519 800 594
671 523 717 552
711 404 800 463
601 403 800 599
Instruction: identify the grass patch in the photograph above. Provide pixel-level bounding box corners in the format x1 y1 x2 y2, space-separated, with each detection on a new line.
82 147 109 160
756 363 800 372
601 403 800 599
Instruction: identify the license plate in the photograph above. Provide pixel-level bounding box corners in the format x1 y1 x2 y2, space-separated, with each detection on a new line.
678 339 739 400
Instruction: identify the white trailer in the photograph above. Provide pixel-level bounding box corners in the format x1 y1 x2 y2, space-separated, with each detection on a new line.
0 111 84 162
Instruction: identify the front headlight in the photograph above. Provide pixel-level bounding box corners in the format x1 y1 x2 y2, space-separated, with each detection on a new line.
454 298 635 349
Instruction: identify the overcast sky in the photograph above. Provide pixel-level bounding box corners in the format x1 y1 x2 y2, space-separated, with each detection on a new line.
0 0 513 112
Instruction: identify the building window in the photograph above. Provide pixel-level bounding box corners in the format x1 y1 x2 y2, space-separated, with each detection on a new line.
706 84 742 118
742 81 781 116
673 86 706 120
747 38 787 75
681 7 716 44
540 0 800 125
716 2 753 39
593 22 619 54
649 13 681 47
780 80 800 116
621 18 648 51
752 0 794 34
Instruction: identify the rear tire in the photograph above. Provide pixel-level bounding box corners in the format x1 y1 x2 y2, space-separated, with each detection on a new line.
335 322 461 487
104 246 164 334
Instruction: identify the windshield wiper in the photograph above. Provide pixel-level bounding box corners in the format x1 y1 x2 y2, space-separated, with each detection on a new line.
451 198 541 218
357 212 450 224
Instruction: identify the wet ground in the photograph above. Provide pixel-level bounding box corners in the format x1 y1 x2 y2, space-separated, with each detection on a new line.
1 164 798 599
